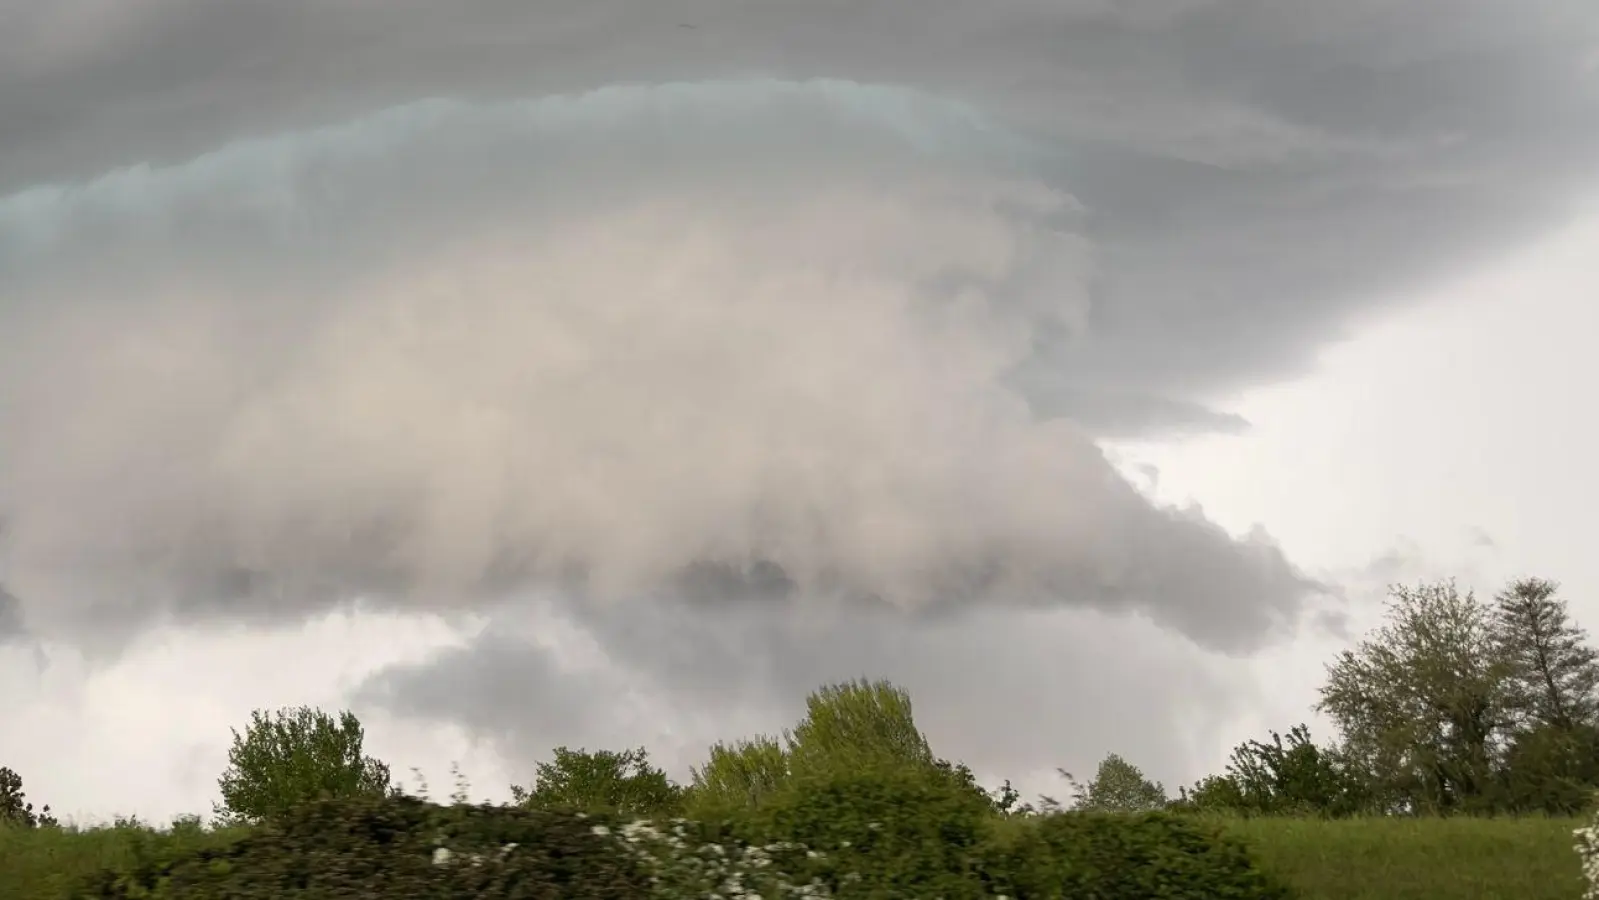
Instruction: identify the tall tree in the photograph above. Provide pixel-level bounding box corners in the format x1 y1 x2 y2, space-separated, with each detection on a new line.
783 678 934 775
1488 578 1599 812
1317 580 1510 814
1491 578 1599 732
214 706 394 824
1069 753 1167 813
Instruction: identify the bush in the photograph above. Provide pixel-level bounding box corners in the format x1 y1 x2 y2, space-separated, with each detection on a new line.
983 810 1295 900
78 794 653 899
736 761 998 898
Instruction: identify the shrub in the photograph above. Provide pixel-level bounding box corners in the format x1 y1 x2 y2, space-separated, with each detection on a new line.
593 817 833 899
983 810 1295 900
1575 797 1599 900
78 794 653 899
736 761 998 899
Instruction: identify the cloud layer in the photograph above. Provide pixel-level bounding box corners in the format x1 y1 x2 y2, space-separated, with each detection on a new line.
356 598 1265 797
3 1 1596 798
0 81 1317 652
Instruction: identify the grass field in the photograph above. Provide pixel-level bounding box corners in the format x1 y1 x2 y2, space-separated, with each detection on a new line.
0 814 1586 899
1219 816 1586 900
0 820 245 900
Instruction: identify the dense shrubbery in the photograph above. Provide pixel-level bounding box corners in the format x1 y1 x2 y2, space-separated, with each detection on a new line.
9 574 1599 897
985 811 1292 900
68 773 1294 900
79 795 655 899
736 762 997 897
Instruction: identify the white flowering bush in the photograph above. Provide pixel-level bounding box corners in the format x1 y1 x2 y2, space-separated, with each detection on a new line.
1575 817 1599 899
593 818 834 899
428 813 837 898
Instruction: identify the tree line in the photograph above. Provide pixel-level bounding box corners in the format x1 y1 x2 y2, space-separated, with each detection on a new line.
2 576 1595 829
1100 577 1599 818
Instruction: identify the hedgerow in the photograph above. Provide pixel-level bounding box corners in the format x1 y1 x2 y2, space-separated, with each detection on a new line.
70 768 1294 900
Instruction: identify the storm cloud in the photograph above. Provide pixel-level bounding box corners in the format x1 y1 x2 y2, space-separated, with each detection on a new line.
1 0 1595 785
0 78 1323 652
355 597 1260 793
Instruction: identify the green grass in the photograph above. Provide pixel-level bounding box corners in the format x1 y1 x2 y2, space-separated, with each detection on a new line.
0 814 1587 899
0 820 248 900
1217 815 1586 900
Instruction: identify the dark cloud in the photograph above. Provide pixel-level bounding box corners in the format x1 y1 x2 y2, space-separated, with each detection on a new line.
2 2 1593 429
356 598 1262 790
0 583 24 640
0 0 1592 765
0 83 1323 655
355 629 625 754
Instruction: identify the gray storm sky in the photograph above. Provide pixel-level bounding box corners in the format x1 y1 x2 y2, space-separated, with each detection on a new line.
1 0 1596 822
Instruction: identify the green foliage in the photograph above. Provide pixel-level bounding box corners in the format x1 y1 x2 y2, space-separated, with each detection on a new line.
0 766 57 829
213 707 393 826
0 816 250 900
1220 814 1584 900
1223 725 1369 817
9 651 1594 899
1487 578 1599 814
685 734 790 816
1310 576 1599 817
739 761 997 898
1173 773 1252 814
1069 752 1168 813
1492 578 1599 732
14 810 1585 900
77 794 653 899
1317 580 1509 814
1498 722 1599 815
683 676 993 821
985 811 1294 900
783 677 934 775
510 746 683 819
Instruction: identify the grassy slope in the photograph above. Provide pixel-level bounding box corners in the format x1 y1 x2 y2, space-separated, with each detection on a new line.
0 822 246 900
0 815 1586 899
1219 816 1585 900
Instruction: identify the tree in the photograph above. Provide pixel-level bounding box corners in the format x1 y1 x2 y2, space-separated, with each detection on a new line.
688 734 790 812
783 678 934 775
1224 724 1367 817
0 767 56 828
512 746 683 817
1481 578 1599 813
689 679 993 816
1317 580 1510 814
1497 720 1599 814
1172 773 1249 814
1069 753 1167 812
1491 578 1599 732
214 706 393 824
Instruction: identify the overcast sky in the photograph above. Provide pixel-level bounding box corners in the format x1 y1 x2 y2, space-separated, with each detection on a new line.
1 0 1596 824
